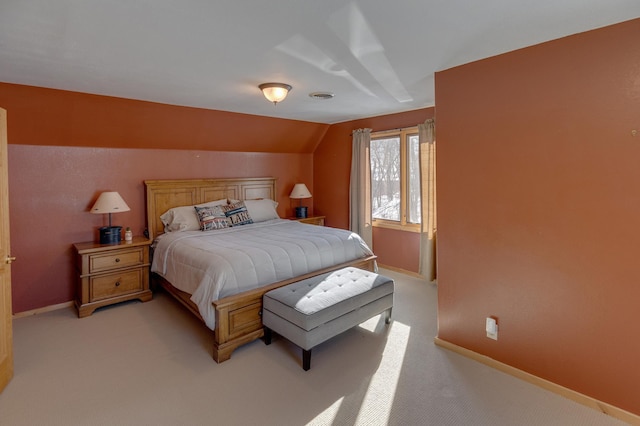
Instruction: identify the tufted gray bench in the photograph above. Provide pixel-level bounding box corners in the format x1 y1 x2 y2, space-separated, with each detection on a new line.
262 267 394 370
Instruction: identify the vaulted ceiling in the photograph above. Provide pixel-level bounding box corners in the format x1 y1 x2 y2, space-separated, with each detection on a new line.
1 1 639 124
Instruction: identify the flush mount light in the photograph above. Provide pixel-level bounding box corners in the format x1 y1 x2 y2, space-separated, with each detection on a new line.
259 83 292 105
309 91 335 100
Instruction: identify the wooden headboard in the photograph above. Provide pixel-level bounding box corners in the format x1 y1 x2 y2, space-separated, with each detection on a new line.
144 177 277 240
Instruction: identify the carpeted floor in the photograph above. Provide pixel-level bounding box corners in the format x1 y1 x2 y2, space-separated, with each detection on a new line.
0 269 627 425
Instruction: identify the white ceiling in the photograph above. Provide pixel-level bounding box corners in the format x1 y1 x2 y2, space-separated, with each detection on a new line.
1 1 639 124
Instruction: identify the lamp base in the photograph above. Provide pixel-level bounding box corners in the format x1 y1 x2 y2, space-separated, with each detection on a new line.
99 226 122 245
295 206 308 219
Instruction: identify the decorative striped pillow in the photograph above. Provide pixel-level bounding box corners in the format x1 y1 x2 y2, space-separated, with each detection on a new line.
194 205 231 231
221 201 254 226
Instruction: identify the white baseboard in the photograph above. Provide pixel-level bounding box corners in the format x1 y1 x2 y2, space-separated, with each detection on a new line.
434 337 639 425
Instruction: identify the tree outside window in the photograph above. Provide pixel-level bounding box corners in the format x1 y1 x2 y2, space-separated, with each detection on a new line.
370 127 420 231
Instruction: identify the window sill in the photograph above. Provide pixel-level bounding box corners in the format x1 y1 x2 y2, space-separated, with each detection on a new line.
372 221 421 233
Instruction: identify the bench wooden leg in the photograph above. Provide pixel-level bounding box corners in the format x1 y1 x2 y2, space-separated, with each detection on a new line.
385 307 392 324
302 348 312 371
264 327 272 345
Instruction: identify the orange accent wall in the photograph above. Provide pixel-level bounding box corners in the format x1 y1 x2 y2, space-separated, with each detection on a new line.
435 18 640 415
372 227 420 272
0 83 329 154
314 108 434 272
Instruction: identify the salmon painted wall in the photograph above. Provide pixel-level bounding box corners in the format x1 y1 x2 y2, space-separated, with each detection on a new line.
1 84 317 313
436 18 640 415
372 227 421 273
314 108 433 272
0 83 329 153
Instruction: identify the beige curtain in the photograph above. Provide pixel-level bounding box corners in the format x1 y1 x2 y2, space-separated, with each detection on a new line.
418 119 437 282
349 128 373 248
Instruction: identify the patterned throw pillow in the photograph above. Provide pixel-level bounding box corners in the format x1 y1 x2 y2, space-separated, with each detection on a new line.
220 201 253 226
194 205 231 231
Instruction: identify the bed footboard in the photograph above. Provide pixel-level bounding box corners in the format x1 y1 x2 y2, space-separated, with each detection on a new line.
212 255 378 363
154 257 377 363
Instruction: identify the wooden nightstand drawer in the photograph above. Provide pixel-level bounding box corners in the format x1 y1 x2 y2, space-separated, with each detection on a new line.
90 269 143 302
88 247 145 274
74 237 152 317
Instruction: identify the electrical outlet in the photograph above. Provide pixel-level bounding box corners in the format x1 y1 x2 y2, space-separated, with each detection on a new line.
486 317 498 340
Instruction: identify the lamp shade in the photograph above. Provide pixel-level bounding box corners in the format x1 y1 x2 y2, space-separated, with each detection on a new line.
91 191 130 214
259 83 292 105
289 183 312 199
90 192 130 244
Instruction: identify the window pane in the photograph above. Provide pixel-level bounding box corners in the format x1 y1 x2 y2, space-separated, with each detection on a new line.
371 137 400 221
407 134 421 224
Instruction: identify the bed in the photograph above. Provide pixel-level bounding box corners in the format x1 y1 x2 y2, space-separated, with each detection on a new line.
145 177 377 363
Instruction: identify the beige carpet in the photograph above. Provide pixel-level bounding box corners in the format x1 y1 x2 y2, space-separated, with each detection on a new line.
0 269 627 426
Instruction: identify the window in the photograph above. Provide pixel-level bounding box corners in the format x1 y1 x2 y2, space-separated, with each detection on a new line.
370 127 420 231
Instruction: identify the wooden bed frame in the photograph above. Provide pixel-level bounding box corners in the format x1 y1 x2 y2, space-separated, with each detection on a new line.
145 177 377 363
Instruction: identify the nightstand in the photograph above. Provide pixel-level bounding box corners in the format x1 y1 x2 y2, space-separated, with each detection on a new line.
290 215 325 226
73 236 152 318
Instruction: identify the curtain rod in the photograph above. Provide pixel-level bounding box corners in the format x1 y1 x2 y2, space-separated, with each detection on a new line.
350 118 433 135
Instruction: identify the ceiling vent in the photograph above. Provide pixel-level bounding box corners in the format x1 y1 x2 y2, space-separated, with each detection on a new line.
308 92 335 100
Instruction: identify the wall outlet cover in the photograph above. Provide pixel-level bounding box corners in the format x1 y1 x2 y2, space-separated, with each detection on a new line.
486 317 498 340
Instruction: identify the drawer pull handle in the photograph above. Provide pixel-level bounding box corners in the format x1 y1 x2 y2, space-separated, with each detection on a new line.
115 281 121 287
115 258 120 263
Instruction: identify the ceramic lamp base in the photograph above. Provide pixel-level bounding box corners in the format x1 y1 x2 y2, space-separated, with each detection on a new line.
295 206 308 219
99 226 122 244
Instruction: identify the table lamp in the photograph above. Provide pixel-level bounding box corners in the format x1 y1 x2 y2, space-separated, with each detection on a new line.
290 183 312 218
91 191 130 244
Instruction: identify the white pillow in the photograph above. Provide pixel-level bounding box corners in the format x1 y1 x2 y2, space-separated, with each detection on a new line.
244 199 279 223
160 199 228 232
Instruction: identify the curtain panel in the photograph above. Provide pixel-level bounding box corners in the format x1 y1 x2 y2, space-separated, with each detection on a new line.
349 128 373 248
418 119 437 282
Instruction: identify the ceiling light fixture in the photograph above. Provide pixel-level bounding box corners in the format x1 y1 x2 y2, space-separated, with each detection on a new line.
259 83 292 105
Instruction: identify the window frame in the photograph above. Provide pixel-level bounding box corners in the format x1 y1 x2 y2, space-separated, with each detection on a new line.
370 127 421 233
